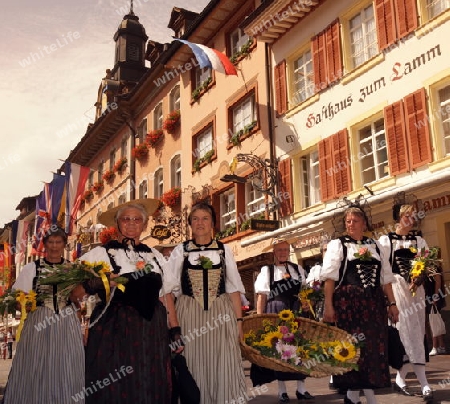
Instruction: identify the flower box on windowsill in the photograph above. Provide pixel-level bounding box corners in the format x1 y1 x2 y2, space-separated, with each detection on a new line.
99 227 119 244
191 77 213 103
214 225 237 240
162 110 181 133
92 181 104 194
114 157 127 174
82 189 94 202
146 129 164 148
229 120 258 147
230 38 256 64
160 187 182 208
132 143 150 161
102 169 115 183
193 149 215 172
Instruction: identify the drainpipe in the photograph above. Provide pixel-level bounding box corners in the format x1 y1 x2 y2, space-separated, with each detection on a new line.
124 119 136 200
265 42 277 220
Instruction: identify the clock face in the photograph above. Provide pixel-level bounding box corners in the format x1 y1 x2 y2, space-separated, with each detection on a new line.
128 43 140 61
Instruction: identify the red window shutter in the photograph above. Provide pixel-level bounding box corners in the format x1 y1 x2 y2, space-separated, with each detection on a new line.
325 20 343 82
318 138 335 202
384 101 409 175
274 60 287 116
404 88 432 168
375 0 397 50
394 0 418 39
312 32 327 92
332 129 352 197
278 158 293 217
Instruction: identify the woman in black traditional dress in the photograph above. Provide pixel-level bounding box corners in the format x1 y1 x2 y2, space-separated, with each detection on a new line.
71 199 175 403
322 206 399 404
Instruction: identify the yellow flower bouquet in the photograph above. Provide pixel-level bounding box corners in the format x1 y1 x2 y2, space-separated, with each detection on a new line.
39 261 128 300
409 246 442 295
241 310 360 377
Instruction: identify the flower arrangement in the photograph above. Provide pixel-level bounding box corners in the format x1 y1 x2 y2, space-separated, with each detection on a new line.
114 157 127 173
160 187 181 208
162 110 181 133
244 310 359 374
135 260 153 274
197 255 213 269
299 282 324 318
132 143 149 160
102 169 115 183
39 261 128 300
146 129 164 148
409 246 442 294
99 227 119 244
92 181 104 194
353 246 372 261
82 189 94 201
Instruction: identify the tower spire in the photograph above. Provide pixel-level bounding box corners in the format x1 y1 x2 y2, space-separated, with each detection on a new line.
130 0 134 15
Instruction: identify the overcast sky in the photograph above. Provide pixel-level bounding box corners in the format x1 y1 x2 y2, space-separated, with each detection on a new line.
0 0 210 228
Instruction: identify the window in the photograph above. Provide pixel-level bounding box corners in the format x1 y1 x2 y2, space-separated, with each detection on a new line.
358 118 388 183
437 84 450 155
154 168 163 198
171 155 182 188
292 50 314 105
139 180 148 199
97 161 104 183
118 193 126 205
109 148 116 171
230 27 250 56
121 137 127 158
107 202 114 210
220 189 236 230
195 126 213 160
232 94 256 134
426 0 450 18
245 181 265 217
88 171 94 187
170 85 180 112
154 103 163 130
137 119 147 143
195 67 212 88
349 4 377 68
300 151 320 208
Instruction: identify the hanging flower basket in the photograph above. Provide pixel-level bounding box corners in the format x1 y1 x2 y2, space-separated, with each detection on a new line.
162 110 181 133
114 157 127 173
102 169 115 183
92 181 104 194
160 187 182 208
99 227 119 244
146 129 164 148
132 143 149 161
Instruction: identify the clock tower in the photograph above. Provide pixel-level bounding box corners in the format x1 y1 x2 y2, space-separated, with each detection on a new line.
111 1 148 83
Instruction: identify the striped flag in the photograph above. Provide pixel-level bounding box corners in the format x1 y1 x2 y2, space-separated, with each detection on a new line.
64 162 90 235
174 39 238 76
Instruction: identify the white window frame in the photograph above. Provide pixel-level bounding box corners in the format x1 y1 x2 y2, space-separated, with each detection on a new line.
349 4 377 68
154 168 164 198
97 161 104 183
358 118 388 184
196 67 211 88
109 148 116 171
170 155 182 188
232 94 256 134
196 127 213 159
245 182 265 217
230 27 250 55
292 49 314 105
220 189 236 229
154 103 163 130
137 118 147 143
300 150 320 208
139 180 148 199
170 85 180 112
118 193 126 205
437 84 450 155
426 0 450 18
121 137 128 158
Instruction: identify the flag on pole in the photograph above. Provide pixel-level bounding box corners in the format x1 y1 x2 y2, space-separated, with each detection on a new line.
174 39 238 76
50 173 66 225
64 162 90 235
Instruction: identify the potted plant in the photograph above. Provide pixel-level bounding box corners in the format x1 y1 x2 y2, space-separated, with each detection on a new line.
230 38 254 64
82 189 94 201
162 110 181 133
132 143 149 160
191 77 212 102
102 169 115 183
146 129 164 148
160 187 182 208
193 149 215 172
92 181 104 194
113 157 127 173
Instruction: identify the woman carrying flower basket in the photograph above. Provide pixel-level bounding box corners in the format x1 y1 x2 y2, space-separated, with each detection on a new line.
3 227 84 404
378 204 434 401
322 204 399 404
254 239 314 402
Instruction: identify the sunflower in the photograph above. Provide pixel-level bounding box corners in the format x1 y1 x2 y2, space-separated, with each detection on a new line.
411 261 425 276
259 330 283 348
296 346 311 358
333 342 356 362
278 309 294 322
410 247 418 254
289 321 298 332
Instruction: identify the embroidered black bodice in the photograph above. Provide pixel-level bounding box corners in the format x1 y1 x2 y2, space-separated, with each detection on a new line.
387 232 417 281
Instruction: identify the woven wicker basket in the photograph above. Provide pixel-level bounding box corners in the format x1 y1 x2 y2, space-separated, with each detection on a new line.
240 314 360 378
